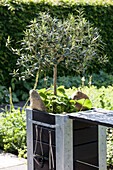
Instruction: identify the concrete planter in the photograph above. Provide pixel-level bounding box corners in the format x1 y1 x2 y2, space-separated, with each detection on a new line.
26 108 111 170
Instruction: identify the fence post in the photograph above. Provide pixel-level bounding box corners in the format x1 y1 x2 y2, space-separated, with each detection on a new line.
98 125 107 170
56 115 73 170
26 109 34 170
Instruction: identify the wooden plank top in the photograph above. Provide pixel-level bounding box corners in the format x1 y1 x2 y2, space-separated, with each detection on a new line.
68 108 113 128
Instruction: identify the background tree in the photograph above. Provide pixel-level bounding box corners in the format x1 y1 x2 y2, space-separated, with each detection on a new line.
12 11 106 95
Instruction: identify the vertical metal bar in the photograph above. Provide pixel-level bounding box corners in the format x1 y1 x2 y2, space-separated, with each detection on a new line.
26 109 34 170
56 115 73 170
98 125 107 170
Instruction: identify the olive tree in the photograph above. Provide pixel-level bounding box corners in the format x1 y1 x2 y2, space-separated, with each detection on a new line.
13 12 105 95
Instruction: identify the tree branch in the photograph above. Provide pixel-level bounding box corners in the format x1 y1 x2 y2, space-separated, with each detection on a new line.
57 56 64 64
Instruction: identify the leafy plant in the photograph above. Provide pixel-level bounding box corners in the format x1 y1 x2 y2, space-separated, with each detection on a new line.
0 106 27 158
107 128 113 167
76 98 92 109
38 86 76 114
38 86 92 113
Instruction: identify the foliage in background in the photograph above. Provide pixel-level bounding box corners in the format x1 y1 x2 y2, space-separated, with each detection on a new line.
0 0 113 88
107 128 113 167
0 86 9 104
1 71 113 104
66 86 113 111
0 85 19 104
38 71 113 89
0 106 27 158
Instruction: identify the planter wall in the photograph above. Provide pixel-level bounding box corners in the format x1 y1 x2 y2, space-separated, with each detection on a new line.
73 120 98 170
26 108 113 170
27 109 56 170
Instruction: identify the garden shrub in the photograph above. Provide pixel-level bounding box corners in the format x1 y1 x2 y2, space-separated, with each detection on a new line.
0 106 27 158
0 0 113 88
38 71 113 89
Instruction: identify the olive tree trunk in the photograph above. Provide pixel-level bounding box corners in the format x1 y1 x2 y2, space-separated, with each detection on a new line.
53 64 57 95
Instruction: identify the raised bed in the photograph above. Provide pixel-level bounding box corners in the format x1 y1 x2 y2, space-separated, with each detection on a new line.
26 108 113 170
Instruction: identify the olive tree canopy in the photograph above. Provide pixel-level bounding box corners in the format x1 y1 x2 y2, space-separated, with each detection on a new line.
12 11 106 95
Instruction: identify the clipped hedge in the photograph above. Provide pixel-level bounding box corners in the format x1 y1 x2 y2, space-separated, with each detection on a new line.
0 0 113 87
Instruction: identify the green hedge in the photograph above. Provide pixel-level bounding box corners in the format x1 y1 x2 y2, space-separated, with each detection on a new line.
0 0 113 87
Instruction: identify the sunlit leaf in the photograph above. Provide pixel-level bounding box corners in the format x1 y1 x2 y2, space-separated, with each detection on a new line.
76 99 92 109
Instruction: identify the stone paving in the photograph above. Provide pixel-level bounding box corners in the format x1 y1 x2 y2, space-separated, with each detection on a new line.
0 150 27 170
